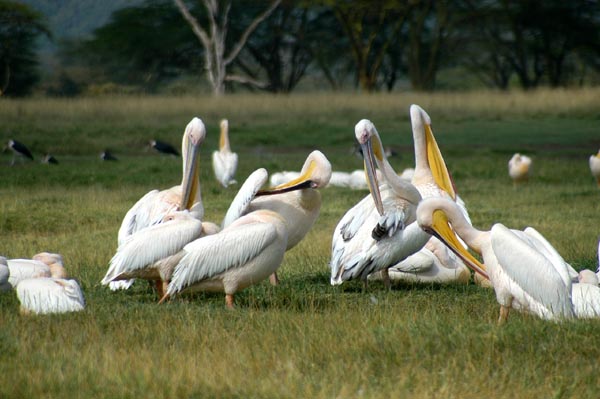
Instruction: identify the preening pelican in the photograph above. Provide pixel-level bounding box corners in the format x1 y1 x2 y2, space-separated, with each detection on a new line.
212 119 238 187
102 210 215 297
109 117 205 290
223 151 332 284
330 119 429 288
589 149 600 187
6 252 66 288
16 278 85 315
160 209 288 308
376 104 474 286
508 153 532 186
417 197 575 323
6 139 34 165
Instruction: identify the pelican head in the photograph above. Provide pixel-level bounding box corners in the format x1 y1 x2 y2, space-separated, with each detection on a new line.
417 198 489 279
410 104 456 200
578 269 598 285
355 119 386 215
180 117 206 212
256 151 332 196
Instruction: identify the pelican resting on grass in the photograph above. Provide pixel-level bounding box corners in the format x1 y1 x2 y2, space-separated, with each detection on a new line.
102 210 220 298
108 117 206 291
212 119 238 187
6 139 34 165
269 171 300 186
223 150 332 285
16 277 85 315
160 209 288 308
590 149 600 187
330 119 430 288
571 269 600 318
417 197 577 324
508 153 532 186
6 252 66 288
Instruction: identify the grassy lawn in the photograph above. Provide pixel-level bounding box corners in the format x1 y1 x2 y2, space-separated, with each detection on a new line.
0 89 599 398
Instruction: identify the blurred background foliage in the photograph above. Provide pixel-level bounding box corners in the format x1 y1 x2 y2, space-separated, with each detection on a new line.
2 0 600 97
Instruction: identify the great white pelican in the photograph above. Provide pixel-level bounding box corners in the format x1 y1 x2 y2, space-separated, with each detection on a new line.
160 209 288 308
16 277 85 315
223 151 332 285
109 117 206 290
508 153 532 186
417 197 577 324
212 119 238 187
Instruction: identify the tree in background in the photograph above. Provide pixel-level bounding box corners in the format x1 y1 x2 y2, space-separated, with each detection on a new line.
66 0 202 91
0 0 50 96
173 0 281 95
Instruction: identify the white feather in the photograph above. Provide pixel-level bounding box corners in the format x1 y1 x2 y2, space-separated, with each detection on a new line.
16 278 85 314
222 168 268 228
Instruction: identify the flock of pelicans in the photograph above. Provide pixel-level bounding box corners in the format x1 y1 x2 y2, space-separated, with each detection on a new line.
3 105 600 324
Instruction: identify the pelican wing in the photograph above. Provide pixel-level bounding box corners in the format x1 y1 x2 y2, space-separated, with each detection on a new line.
16 278 85 314
572 283 600 318
117 190 161 244
167 221 279 295
222 168 268 228
103 213 203 284
523 227 577 283
491 224 574 318
212 151 238 187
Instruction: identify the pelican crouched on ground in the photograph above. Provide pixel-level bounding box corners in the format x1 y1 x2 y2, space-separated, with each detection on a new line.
106 117 206 291
212 119 238 187
416 197 577 324
508 153 532 186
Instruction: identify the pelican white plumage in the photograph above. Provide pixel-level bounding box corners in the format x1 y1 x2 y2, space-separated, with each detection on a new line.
6 252 66 288
417 197 574 323
160 209 288 308
109 117 206 290
269 171 300 186
0 257 10 292
328 171 352 188
370 236 470 285
223 151 332 284
330 119 429 288
16 278 85 315
212 119 238 187
571 269 600 318
508 153 532 186
589 149 600 187
102 210 219 298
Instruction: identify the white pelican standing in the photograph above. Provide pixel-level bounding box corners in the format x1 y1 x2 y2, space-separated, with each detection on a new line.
109 117 206 290
589 149 600 187
223 151 332 284
508 153 532 186
212 119 238 187
101 210 219 298
160 209 288 308
16 278 85 315
330 120 429 288
417 197 574 324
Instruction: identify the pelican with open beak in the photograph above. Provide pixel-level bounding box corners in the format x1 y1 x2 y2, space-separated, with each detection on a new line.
222 151 332 285
417 197 578 324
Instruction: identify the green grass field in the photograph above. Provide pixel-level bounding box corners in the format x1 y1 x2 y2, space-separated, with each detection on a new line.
1 89 599 398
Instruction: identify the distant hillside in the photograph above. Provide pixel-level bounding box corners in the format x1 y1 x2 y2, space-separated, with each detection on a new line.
20 0 144 41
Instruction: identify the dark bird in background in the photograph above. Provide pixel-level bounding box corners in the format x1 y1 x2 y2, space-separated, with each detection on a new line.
6 139 34 165
150 140 179 156
100 150 118 161
42 154 59 165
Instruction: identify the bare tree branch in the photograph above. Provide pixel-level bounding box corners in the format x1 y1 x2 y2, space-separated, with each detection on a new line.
173 0 210 48
224 0 281 66
225 74 269 89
